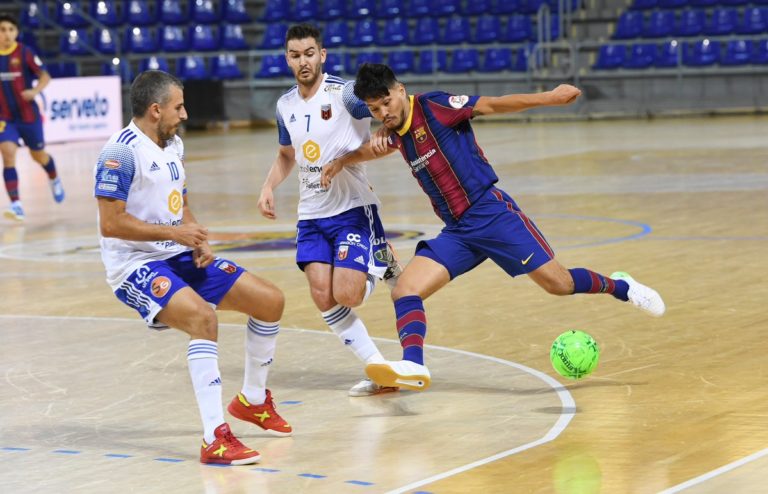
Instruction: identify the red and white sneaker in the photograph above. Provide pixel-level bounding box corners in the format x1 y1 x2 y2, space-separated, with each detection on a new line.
200 423 261 465
227 390 293 437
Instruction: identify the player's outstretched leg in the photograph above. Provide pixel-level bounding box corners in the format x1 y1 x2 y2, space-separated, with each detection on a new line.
610 271 666 316
200 423 261 465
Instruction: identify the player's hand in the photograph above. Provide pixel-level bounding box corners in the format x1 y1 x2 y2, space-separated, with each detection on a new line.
193 242 214 268
174 223 208 248
258 187 276 220
321 159 342 189
549 84 581 106
370 127 391 155
21 89 37 101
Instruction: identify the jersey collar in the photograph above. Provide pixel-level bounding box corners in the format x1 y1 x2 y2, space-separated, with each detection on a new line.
395 95 415 136
0 42 18 56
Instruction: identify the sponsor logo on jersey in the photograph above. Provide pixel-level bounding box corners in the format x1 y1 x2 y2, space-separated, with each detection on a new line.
104 159 120 169
151 276 172 298
321 104 332 120
449 95 469 109
408 148 436 173
289 113 296 123
217 261 237 274
414 126 427 143
97 183 117 192
150 162 160 172
324 83 343 92
338 245 348 261
168 189 182 214
302 139 321 163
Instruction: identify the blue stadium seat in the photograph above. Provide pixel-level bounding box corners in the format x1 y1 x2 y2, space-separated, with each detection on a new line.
411 17 439 44
613 11 644 39
658 0 688 9
102 61 130 81
160 0 188 25
161 26 189 52
57 1 88 28
752 39 768 64
190 25 219 51
348 0 376 19
293 0 318 21
480 47 513 72
441 17 471 44
505 15 534 42
414 50 447 74
223 0 251 23
177 56 210 80
139 55 170 72
324 21 348 47
18 32 40 53
191 0 220 23
720 0 748 6
126 26 158 53
389 51 415 73
630 0 658 9
624 43 657 68
514 45 533 71
491 0 520 14
348 19 378 46
593 44 626 69
94 28 117 54
447 49 480 72
675 9 705 37
721 39 752 65
256 55 290 78
378 0 405 17
519 0 547 14
655 40 681 66
463 0 491 15
407 0 433 17
348 52 384 73
380 18 408 46
21 2 45 29
319 0 347 20
435 0 460 16
324 53 345 75
127 0 156 26
260 23 288 49
261 0 290 22
91 0 123 27
211 54 244 79
49 62 78 78
644 10 676 38
684 39 719 66
61 29 91 56
221 24 249 50
737 7 768 35
689 0 717 6
474 15 502 44
705 9 739 36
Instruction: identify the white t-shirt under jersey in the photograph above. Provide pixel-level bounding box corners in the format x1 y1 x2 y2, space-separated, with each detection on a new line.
276 73 380 220
94 121 188 291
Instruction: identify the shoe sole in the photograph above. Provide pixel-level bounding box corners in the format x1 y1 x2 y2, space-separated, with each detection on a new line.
366 364 431 392
201 453 261 465
4 211 23 221
348 386 400 398
226 403 293 437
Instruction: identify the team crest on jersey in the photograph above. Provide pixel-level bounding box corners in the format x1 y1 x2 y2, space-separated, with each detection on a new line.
104 159 120 169
151 276 172 298
337 245 349 261
414 126 427 143
321 104 332 120
10 57 20 68
217 261 237 274
449 95 469 109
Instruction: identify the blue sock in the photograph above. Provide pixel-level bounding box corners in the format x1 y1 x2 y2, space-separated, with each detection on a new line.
569 268 629 301
3 167 19 202
394 295 427 365
42 156 57 179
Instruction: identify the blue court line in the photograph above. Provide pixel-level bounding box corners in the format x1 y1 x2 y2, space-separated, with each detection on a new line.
252 467 280 473
154 457 185 463
533 214 653 250
204 463 231 468
648 235 768 241
280 400 302 405
412 491 434 494
298 473 327 479
345 480 374 486
52 450 81 455
104 453 132 458
2 447 30 451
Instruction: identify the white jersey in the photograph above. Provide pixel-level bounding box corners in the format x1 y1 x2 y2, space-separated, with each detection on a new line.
94 120 188 291
276 73 381 220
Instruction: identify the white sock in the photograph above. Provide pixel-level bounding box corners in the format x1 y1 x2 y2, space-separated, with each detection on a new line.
242 317 278 405
187 339 224 444
363 273 376 303
321 305 383 363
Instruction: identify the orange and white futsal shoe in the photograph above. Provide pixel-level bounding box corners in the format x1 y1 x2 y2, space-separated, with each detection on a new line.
227 390 293 437
200 423 260 465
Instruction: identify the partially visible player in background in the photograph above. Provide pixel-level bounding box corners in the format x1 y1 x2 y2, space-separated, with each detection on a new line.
0 14 64 221
323 63 666 392
258 24 401 397
95 70 291 465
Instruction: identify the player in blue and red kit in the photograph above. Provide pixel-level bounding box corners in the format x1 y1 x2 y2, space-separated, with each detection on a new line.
322 63 666 391
0 14 64 221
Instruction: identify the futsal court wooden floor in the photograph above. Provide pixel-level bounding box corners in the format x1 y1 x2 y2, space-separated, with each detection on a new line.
1 115 766 494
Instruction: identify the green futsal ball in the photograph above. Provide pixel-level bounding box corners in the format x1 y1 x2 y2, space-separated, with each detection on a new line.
550 330 600 379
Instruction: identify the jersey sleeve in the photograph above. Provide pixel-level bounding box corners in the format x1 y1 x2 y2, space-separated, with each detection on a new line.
342 81 372 120
22 46 45 78
94 142 136 201
276 106 291 146
423 92 481 128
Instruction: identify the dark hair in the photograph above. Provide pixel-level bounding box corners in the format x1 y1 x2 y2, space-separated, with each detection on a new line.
285 23 322 49
353 63 399 101
0 14 18 28
130 70 183 117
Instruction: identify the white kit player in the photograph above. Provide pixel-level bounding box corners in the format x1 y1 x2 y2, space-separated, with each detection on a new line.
258 24 401 397
94 70 291 465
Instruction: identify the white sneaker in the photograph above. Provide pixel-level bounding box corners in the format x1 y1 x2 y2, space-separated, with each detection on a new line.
50 177 65 203
366 360 431 392
611 271 666 317
382 241 403 290
348 378 399 397
4 201 24 221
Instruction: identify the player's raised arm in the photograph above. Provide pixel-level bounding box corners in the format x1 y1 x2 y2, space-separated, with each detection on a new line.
258 145 296 220
320 139 396 188
472 84 581 116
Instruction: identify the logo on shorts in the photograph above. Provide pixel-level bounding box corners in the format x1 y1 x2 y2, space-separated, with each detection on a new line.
321 104 332 120
338 245 349 261
151 276 172 298
414 126 427 143
218 261 237 274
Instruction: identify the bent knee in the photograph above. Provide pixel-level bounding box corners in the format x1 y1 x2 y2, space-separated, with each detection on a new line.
333 287 364 308
190 308 219 340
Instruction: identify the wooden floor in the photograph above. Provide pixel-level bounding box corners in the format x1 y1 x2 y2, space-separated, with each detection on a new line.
1 115 767 494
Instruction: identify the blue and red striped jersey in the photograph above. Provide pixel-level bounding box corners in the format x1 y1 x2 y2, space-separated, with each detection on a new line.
0 42 46 123
387 91 498 224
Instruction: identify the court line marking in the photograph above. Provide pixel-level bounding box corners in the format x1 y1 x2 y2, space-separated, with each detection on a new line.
657 447 768 494
2 314 576 493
